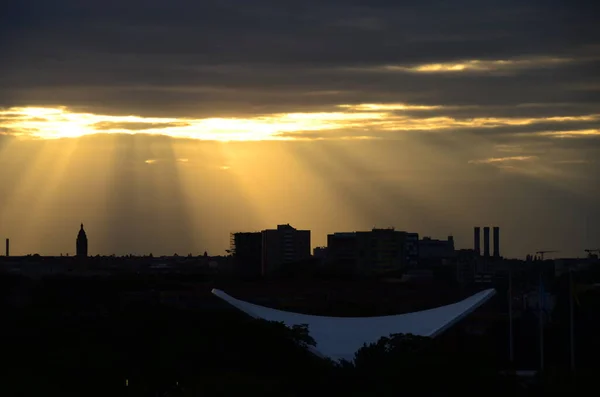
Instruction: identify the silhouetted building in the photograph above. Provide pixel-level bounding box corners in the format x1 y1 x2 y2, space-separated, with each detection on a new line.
483 227 490 257
419 236 455 262
455 249 478 284
554 256 598 277
313 246 328 263
5 238 9 257
261 224 311 275
231 232 262 276
493 226 500 257
76 224 88 257
404 232 420 267
326 228 419 275
327 233 359 273
473 227 481 255
357 228 399 274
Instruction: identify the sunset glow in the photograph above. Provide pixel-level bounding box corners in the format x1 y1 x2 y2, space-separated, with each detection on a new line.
1 106 598 141
1 0 599 262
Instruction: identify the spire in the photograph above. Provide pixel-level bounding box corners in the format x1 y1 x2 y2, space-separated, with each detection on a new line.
78 224 87 238
77 222 88 257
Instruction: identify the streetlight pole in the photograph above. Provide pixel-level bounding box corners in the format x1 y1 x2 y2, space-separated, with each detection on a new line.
509 265 514 364
539 262 544 372
569 266 575 374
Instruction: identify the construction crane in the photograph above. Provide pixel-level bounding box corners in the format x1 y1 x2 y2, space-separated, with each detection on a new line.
536 250 558 261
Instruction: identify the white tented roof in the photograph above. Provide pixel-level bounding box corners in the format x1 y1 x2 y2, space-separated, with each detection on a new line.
212 287 496 362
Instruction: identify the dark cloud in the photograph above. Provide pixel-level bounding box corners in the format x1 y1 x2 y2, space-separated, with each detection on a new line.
397 103 600 120
1 0 599 117
1 57 599 119
279 127 592 139
462 121 600 137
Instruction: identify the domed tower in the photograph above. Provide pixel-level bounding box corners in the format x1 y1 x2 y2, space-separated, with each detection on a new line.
76 223 88 257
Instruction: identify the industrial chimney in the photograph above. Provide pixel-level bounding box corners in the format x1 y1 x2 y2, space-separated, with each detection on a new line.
473 227 481 255
5 238 9 257
493 226 500 257
483 227 490 257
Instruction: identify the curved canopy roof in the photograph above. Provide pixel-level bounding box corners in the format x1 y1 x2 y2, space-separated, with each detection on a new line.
212 287 496 362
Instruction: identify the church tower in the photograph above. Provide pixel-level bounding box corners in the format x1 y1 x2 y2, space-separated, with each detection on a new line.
76 223 88 257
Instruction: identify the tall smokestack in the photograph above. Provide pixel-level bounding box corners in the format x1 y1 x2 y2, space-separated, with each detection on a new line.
474 227 481 255
5 238 9 257
483 227 490 257
493 226 500 257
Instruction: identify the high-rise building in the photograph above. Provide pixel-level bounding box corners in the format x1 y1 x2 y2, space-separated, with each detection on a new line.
404 232 420 267
261 224 311 275
76 224 88 257
353 228 418 275
327 232 359 273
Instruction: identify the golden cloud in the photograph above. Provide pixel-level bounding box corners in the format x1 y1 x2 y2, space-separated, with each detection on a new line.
0 105 598 142
532 129 600 138
468 156 538 165
379 56 574 74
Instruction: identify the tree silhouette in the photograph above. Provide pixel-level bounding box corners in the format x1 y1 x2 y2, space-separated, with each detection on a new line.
340 333 518 395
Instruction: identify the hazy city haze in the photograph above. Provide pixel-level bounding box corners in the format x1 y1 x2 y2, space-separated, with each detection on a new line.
1 0 599 257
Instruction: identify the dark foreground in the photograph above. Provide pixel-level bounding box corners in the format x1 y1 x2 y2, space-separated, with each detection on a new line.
1 273 599 396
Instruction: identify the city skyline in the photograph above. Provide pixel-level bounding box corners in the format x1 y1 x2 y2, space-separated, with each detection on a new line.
1 1 599 258
2 3 600 394
0 220 594 260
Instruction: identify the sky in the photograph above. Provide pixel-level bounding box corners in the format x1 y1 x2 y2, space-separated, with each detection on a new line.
0 0 599 258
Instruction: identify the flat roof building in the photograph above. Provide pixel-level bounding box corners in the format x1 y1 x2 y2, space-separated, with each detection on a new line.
261 224 311 276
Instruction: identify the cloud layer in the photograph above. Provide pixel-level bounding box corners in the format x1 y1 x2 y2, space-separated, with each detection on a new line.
2 1 599 113
2 1 599 144
2 105 598 145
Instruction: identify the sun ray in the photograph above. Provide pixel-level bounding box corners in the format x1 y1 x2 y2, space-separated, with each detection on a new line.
0 138 81 253
288 141 382 229
147 139 197 255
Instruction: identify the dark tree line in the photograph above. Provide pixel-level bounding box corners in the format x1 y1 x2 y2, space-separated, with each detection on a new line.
1 273 599 395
